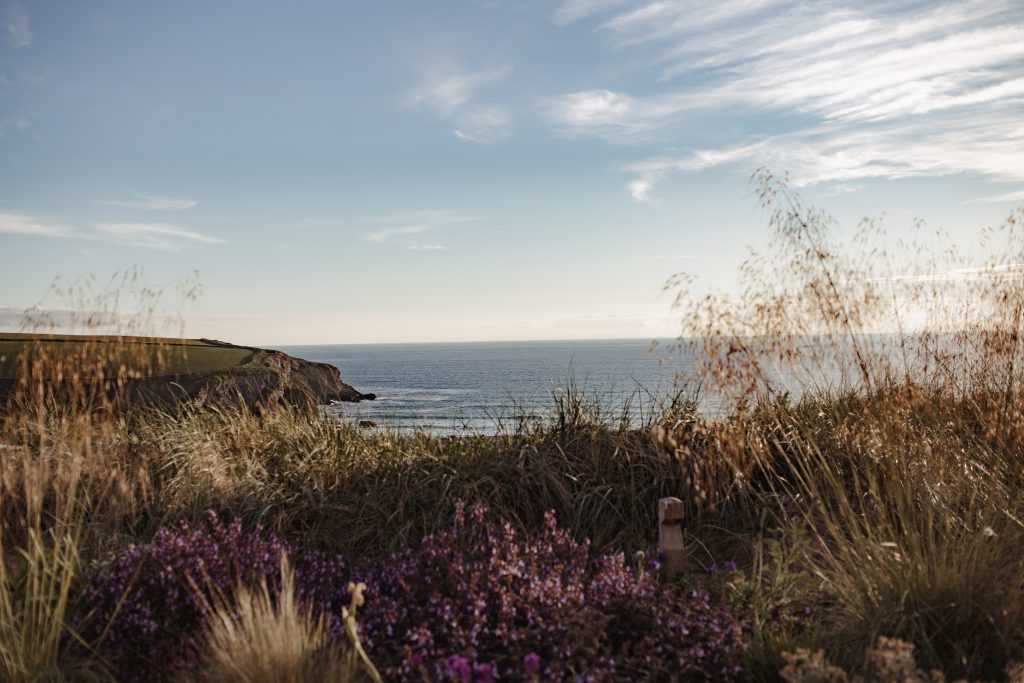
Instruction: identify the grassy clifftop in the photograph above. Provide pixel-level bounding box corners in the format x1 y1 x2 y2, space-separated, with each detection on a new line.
0 332 371 411
0 333 254 377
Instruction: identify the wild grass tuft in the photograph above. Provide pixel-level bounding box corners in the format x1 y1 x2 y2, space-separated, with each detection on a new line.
190 558 362 683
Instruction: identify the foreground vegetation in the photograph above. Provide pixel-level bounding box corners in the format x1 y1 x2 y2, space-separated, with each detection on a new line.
2 172 1022 680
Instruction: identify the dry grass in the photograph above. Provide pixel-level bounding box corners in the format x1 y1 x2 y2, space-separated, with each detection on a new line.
187 559 361 683
0 172 1021 679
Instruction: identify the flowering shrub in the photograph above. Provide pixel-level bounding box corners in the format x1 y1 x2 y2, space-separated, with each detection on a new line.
78 512 289 682
79 506 749 681
347 503 750 681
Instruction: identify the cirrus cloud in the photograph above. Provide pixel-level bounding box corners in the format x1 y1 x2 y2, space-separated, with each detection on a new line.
96 193 198 211
549 0 1024 201
410 62 513 143
361 209 481 251
96 223 226 251
0 212 70 237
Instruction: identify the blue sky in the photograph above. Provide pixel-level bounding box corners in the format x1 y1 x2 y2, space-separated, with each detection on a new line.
1 0 1022 344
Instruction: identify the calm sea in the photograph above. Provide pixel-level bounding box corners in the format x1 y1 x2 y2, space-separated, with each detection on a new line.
275 339 706 433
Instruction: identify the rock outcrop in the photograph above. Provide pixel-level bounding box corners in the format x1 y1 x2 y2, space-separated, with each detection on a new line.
0 335 373 413
166 344 374 412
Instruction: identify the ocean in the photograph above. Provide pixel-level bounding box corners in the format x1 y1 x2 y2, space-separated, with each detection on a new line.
275 339 703 433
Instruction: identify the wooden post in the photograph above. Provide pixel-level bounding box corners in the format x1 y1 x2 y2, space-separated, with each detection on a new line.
658 497 685 581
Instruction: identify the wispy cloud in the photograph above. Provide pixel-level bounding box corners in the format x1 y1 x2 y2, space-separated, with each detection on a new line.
364 224 431 243
96 223 226 251
627 178 653 203
453 105 512 143
621 141 766 201
624 110 1024 195
1 210 227 251
546 89 674 141
553 0 632 25
863 262 1024 284
817 183 864 198
361 210 480 251
967 189 1024 205
547 0 1024 200
0 116 29 137
413 65 508 114
3 1 31 48
0 212 71 237
96 193 198 211
411 63 513 142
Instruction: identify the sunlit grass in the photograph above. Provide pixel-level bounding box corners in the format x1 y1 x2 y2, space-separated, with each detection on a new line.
0 171 1022 679
187 558 368 683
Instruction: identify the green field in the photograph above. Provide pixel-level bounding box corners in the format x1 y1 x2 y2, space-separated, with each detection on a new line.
0 332 258 378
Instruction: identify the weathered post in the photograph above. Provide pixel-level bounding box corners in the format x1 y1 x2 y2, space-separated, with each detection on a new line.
658 497 685 581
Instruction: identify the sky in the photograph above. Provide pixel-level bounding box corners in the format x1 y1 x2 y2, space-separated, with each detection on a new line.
1 0 1022 345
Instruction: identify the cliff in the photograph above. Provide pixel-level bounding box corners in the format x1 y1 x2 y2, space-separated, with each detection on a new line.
0 334 374 413
169 340 375 411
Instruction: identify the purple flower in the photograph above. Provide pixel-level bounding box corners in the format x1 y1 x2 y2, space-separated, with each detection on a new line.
723 560 738 573
446 655 472 681
475 662 496 683
77 513 289 682
78 506 750 682
707 563 718 576
352 506 748 680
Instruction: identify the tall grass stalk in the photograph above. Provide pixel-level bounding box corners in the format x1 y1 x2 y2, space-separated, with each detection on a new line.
660 169 1024 677
0 454 90 682
0 529 83 682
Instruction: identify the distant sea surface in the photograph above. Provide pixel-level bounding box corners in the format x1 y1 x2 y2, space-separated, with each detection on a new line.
275 339 701 434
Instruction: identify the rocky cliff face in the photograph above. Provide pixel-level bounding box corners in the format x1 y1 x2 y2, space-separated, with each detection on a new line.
0 337 374 413
173 346 374 412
